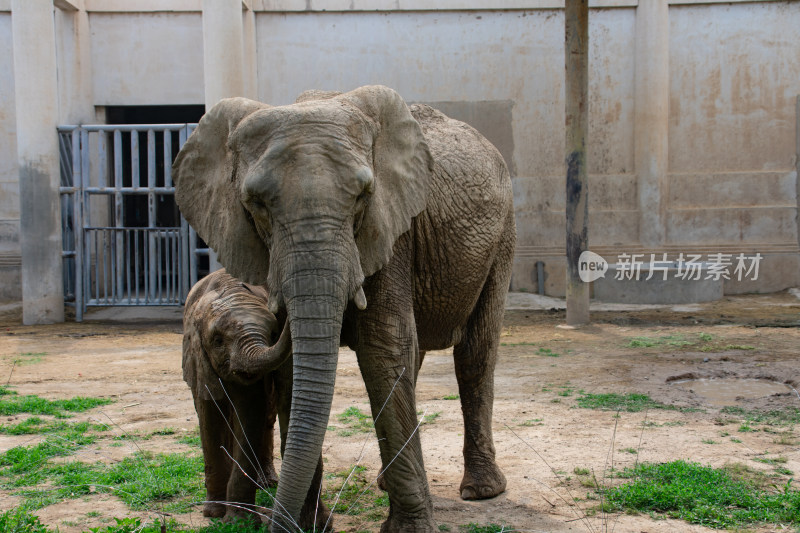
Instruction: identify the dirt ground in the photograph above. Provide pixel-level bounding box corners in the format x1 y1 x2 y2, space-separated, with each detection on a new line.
0 291 798 533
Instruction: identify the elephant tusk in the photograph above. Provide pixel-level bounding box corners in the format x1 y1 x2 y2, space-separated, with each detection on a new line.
268 295 281 315
354 286 367 310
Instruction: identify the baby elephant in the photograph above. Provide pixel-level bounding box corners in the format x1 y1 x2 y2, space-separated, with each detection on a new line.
183 269 329 528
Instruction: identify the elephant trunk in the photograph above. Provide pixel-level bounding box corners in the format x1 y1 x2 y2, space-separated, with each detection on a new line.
270 264 349 532
230 319 292 377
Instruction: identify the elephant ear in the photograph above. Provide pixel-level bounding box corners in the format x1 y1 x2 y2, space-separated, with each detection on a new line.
339 85 434 278
173 97 271 285
182 291 225 401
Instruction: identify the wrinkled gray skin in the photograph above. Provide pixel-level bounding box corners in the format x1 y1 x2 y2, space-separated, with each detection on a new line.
183 269 329 530
174 85 516 532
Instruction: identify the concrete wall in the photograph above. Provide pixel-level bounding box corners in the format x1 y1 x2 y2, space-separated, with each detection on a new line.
89 12 204 106
0 12 20 303
0 0 798 312
667 2 800 293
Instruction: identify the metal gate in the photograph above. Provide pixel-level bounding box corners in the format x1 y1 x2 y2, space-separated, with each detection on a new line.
58 124 206 321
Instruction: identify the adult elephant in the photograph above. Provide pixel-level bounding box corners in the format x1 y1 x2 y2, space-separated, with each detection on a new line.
173 85 516 532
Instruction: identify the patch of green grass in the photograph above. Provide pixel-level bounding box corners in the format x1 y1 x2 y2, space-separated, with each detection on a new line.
573 467 590 476
500 341 536 347
576 393 678 413
0 507 52 532
13 352 47 366
701 439 717 445
460 523 515 533
536 347 559 357
721 406 800 427
150 427 176 436
99 451 204 512
177 431 202 447
519 418 543 427
0 387 112 419
336 406 374 435
323 465 387 522
626 333 756 353
619 447 638 454
0 417 109 436
0 425 204 513
625 335 693 349
417 411 441 424
604 460 800 528
442 394 460 400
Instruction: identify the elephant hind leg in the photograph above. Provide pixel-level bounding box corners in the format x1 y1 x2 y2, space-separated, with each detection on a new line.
453 247 511 501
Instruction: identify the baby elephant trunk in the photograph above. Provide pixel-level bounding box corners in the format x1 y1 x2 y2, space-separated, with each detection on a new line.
230 319 292 377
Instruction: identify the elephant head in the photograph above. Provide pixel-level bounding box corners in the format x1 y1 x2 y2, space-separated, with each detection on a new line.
182 270 291 400
173 86 433 530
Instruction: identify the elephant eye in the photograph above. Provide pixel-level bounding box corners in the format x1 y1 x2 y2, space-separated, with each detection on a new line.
210 333 224 348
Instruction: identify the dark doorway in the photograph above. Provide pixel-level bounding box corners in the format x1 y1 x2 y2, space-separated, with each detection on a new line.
105 105 211 278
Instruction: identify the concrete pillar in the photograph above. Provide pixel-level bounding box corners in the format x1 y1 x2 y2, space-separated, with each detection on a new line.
634 0 670 247
796 95 799 250
564 0 590 326
55 4 95 125
12 0 65 324
202 0 246 272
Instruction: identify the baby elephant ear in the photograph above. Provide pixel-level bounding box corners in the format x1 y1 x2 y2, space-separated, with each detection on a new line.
173 97 271 285
182 291 224 401
340 86 434 277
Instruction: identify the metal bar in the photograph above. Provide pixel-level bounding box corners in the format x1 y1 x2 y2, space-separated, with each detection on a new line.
126 229 132 305
164 130 173 188
565 0 590 326
81 129 90 225
134 230 140 305
132 130 140 191
114 130 124 302
189 225 198 288
173 229 179 302
148 130 157 301
102 229 109 304
181 217 190 300
72 128 84 322
156 230 163 303
97 130 108 188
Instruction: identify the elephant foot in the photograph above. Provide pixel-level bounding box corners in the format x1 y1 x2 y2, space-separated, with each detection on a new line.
298 497 332 532
202 502 226 518
460 463 507 500
380 513 437 533
223 504 262 524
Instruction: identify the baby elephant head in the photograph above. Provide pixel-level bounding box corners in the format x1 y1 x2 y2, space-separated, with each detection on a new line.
182 270 291 400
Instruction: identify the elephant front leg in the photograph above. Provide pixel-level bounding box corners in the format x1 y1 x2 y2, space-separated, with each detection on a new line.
193 397 231 518
222 384 278 523
453 260 509 501
354 276 436 532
